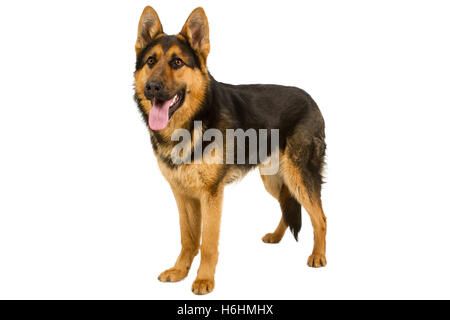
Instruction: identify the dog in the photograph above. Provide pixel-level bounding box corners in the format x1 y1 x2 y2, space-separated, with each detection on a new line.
133 6 327 295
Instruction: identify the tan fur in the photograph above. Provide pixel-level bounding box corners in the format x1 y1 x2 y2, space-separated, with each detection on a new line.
259 150 327 261
157 161 226 295
192 188 223 294
259 170 288 243
159 161 221 195
259 169 283 199
281 152 327 267
262 218 287 244
158 189 201 282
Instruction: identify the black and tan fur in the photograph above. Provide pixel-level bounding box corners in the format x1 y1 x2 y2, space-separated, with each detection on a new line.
134 6 327 295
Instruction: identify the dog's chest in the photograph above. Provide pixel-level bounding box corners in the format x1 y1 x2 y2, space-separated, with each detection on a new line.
157 159 217 192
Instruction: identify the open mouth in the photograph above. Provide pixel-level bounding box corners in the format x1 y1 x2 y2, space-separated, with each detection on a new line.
148 89 185 131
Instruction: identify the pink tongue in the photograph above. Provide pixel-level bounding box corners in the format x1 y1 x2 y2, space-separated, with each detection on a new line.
149 100 171 131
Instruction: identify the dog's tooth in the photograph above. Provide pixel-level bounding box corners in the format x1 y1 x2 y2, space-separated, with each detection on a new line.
168 95 178 108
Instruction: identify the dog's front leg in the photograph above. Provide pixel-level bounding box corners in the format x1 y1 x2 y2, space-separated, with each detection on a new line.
158 189 201 282
192 188 224 295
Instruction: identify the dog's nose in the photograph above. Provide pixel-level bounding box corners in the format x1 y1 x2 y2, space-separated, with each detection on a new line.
145 81 163 97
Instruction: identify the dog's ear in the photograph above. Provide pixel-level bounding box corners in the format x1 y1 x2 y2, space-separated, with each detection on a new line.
180 7 210 62
135 6 163 55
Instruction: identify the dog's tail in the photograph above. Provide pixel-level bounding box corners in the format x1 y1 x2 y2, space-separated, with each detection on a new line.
280 185 302 241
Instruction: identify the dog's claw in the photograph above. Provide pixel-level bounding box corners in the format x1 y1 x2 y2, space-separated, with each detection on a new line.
158 268 188 282
192 279 215 295
307 254 327 268
262 232 282 244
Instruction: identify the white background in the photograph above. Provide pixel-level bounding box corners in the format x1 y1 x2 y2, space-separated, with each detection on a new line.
0 0 449 299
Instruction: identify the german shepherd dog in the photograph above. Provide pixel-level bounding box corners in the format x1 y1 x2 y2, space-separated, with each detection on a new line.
134 7 327 295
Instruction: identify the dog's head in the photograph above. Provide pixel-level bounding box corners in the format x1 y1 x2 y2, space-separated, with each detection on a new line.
134 7 210 132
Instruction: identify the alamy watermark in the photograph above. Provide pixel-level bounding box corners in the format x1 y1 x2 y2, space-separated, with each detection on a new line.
170 121 279 175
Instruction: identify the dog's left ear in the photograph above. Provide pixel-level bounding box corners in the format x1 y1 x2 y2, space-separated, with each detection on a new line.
180 7 210 62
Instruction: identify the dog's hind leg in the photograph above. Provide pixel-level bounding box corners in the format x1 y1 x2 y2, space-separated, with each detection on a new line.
158 188 201 282
262 217 287 244
259 172 286 243
282 136 327 267
259 171 302 243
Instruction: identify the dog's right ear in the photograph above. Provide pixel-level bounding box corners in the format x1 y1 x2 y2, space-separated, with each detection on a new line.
135 6 163 55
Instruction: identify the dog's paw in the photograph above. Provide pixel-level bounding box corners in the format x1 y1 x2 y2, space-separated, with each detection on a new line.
307 254 327 268
262 232 282 244
191 278 215 295
158 268 188 282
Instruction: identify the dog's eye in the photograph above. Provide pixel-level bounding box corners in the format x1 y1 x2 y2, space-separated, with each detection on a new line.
172 58 185 69
147 56 156 67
